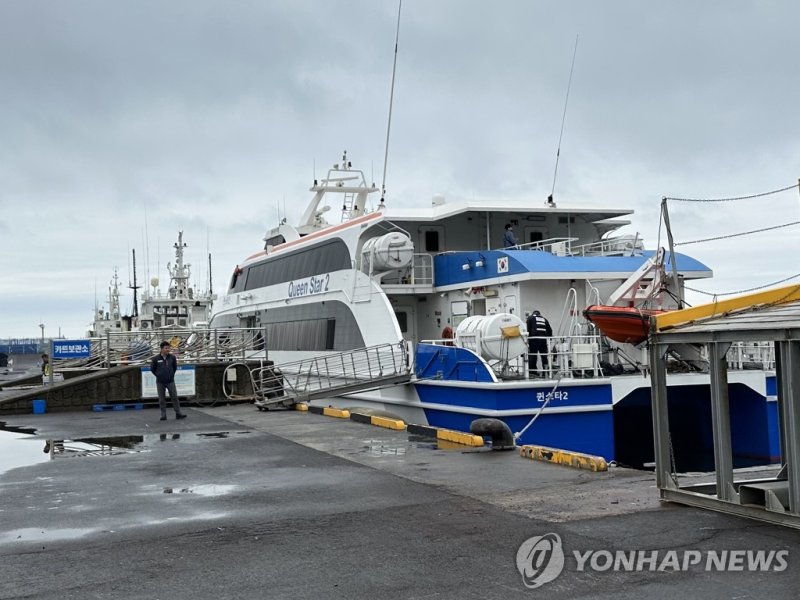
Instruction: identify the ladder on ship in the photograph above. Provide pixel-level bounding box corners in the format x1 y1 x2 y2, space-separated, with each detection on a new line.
224 342 413 409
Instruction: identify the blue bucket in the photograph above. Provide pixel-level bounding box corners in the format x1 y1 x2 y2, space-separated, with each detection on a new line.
32 399 46 415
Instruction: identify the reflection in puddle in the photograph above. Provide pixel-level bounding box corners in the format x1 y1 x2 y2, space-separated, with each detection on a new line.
0 428 255 472
362 436 468 456
196 431 252 439
44 436 146 458
162 484 237 497
0 422 36 435
0 430 51 475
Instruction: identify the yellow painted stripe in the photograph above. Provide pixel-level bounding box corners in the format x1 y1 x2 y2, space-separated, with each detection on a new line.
436 428 484 447
295 403 308 412
322 407 350 419
655 284 800 331
371 416 407 430
519 445 608 472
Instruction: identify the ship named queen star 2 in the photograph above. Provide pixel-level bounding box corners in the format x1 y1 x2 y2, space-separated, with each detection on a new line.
211 153 779 470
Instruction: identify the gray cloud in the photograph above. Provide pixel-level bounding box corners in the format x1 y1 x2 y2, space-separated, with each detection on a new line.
1 0 799 336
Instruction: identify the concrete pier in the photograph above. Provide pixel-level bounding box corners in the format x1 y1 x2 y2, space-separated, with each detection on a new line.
0 405 797 599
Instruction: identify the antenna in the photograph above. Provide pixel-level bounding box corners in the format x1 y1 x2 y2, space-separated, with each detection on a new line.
548 34 579 208
129 248 140 317
379 0 403 208
208 252 213 296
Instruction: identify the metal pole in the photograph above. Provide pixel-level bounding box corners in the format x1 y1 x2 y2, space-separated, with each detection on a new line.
486 211 491 250
709 342 734 502
48 339 54 386
649 340 673 490
775 341 788 471
105 330 111 369
779 340 800 514
661 198 683 309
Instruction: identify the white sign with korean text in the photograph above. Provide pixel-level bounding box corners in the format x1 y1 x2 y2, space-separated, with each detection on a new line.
141 366 197 398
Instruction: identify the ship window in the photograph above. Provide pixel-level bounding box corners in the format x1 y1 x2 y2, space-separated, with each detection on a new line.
424 231 440 252
558 216 576 224
264 234 286 249
325 319 336 350
394 311 408 333
244 239 351 291
230 267 247 293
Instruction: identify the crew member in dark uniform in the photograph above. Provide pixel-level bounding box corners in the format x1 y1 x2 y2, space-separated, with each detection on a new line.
526 310 553 376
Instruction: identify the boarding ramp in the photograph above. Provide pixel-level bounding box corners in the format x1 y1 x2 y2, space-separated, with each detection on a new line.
224 343 412 409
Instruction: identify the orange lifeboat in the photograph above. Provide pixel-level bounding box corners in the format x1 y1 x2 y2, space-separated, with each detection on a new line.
583 305 666 345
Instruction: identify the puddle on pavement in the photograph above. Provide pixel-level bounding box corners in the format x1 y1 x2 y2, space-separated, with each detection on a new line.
162 484 237 497
0 429 52 475
361 435 471 456
0 425 255 473
0 527 99 543
196 431 252 439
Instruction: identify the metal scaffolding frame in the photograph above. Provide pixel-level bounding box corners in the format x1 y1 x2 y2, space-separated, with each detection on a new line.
650 297 800 529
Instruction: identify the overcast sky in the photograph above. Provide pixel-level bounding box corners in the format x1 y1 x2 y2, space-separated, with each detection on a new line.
1 1 799 339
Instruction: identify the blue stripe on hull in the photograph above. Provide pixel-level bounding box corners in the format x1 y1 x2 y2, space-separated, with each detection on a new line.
415 381 615 459
414 382 612 410
423 408 616 460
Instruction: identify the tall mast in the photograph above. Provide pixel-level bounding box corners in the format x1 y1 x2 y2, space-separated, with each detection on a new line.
129 249 140 317
208 252 213 296
167 231 191 300
379 0 402 209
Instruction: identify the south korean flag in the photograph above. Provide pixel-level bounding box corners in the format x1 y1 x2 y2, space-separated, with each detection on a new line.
497 256 509 273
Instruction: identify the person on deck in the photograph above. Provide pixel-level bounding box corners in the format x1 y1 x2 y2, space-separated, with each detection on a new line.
503 223 518 248
526 310 553 376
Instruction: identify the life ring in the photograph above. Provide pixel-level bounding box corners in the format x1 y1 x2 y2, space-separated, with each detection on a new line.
441 326 454 346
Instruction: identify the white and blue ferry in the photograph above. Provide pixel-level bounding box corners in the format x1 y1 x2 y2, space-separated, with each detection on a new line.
211 154 778 469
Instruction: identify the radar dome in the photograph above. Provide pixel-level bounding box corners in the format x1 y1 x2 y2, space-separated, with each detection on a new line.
150 277 160 288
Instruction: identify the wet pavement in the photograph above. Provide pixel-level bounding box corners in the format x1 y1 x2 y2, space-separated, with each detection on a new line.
0 405 799 599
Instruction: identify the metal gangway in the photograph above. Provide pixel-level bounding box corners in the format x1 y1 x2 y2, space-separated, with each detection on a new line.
223 342 412 409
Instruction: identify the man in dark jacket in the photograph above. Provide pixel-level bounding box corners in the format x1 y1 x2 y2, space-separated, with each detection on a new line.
526 310 553 377
150 341 186 421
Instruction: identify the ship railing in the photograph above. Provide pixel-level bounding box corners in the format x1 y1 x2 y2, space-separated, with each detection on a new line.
419 334 604 379
511 237 578 255
376 253 434 287
571 234 645 257
528 334 604 379
52 328 271 371
725 341 776 371
246 341 411 405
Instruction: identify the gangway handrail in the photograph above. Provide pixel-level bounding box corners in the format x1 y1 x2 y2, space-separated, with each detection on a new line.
225 342 412 408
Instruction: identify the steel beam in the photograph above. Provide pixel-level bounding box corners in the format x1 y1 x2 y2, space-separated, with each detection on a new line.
649 342 674 490
708 342 734 502
778 341 800 514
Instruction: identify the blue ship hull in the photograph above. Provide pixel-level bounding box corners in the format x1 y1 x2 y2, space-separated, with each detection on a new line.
411 343 779 470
